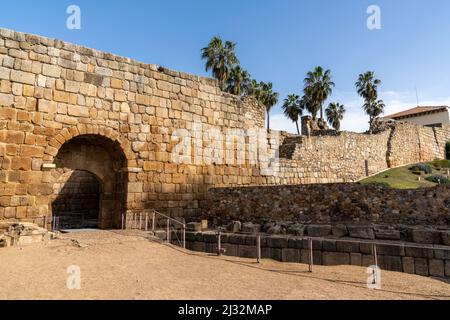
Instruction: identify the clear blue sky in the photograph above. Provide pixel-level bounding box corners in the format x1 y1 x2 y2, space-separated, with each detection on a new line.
1 0 450 132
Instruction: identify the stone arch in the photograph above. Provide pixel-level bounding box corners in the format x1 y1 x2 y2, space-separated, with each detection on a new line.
49 132 130 229
44 124 136 165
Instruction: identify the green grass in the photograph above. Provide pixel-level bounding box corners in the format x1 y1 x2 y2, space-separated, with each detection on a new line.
360 160 450 189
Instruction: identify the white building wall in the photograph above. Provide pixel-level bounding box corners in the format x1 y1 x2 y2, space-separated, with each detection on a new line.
398 109 450 126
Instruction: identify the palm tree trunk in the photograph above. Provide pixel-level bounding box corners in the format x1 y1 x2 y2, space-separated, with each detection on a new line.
267 111 270 133
320 104 323 120
295 121 300 135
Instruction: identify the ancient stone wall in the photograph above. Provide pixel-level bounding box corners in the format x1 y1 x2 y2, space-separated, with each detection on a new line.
0 27 450 227
202 184 450 226
180 231 450 278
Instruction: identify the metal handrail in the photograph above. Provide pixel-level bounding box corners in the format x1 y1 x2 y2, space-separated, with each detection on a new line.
121 209 186 249
152 209 186 228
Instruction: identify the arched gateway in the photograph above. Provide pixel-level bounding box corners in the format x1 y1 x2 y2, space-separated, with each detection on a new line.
50 134 128 229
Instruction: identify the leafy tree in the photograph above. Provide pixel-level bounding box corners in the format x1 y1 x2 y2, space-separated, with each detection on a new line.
282 94 303 134
325 102 346 131
303 66 335 119
201 37 239 90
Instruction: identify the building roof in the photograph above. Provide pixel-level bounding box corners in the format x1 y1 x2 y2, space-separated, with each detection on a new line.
383 106 449 120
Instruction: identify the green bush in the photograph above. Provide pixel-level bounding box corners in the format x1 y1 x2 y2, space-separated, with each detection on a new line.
430 159 450 169
446 141 450 160
409 163 432 174
425 175 450 185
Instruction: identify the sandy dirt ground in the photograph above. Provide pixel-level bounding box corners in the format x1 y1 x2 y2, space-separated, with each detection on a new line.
0 230 448 300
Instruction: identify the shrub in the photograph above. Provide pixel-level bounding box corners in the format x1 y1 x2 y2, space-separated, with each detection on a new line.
409 163 432 174
446 141 450 160
430 159 450 170
425 175 450 185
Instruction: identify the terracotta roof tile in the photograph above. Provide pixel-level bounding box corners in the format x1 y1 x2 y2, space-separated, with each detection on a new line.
383 106 448 119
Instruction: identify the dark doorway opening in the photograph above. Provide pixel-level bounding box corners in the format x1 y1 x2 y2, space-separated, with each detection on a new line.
52 170 101 229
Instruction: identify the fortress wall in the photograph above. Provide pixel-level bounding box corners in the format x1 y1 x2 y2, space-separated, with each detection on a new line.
0 28 449 226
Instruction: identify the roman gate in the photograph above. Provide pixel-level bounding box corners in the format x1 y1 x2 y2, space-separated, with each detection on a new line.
1 28 450 229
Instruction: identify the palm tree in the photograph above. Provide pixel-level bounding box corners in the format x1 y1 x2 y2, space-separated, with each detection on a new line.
355 71 384 131
299 92 318 119
201 37 239 90
226 65 251 96
258 82 279 133
303 66 335 120
325 102 346 131
282 94 302 134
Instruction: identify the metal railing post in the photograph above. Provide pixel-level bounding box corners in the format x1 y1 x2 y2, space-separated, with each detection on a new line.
256 234 261 263
145 212 148 231
217 231 222 256
139 212 142 231
182 225 186 249
166 218 170 243
308 238 313 273
152 211 156 231
372 243 378 284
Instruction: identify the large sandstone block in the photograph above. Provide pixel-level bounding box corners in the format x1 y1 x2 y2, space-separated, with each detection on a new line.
10 70 35 85
410 228 442 244
0 93 14 107
428 259 445 277
281 248 300 263
347 226 375 239
322 252 350 266
42 64 61 78
306 224 331 237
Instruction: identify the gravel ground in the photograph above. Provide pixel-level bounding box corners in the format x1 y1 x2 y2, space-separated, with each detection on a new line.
0 230 448 300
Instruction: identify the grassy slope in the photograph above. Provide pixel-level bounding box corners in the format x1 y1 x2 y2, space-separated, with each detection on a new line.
360 160 450 189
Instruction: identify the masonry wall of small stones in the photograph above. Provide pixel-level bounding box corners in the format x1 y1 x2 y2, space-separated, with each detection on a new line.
279 123 450 184
0 28 450 227
180 231 450 278
202 184 450 226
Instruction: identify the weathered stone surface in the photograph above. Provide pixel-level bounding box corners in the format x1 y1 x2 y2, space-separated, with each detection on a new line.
405 246 434 258
348 226 375 240
350 253 362 266
440 231 450 246
331 224 348 237
336 240 360 253
281 248 300 262
374 228 401 240
242 222 261 234
286 224 305 236
402 257 415 274
307 225 331 237
410 229 441 244
428 259 445 277
376 244 405 256
186 222 202 232
414 258 429 276
228 234 246 245
322 239 337 252
322 252 350 266
238 245 256 259
227 221 241 233
266 236 288 249
377 255 402 272
287 238 303 249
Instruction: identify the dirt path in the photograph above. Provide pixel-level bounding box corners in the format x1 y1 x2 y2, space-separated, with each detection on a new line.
0 230 448 300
